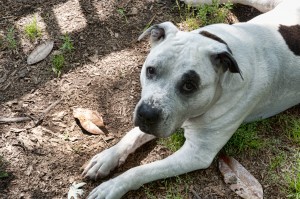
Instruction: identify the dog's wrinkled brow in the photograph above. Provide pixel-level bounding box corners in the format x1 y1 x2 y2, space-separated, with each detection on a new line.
181 70 200 82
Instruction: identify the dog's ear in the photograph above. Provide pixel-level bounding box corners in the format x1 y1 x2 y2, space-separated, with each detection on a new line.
210 47 244 80
138 22 179 48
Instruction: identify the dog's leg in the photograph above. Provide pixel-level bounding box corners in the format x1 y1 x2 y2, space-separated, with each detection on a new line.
82 127 155 179
86 127 234 199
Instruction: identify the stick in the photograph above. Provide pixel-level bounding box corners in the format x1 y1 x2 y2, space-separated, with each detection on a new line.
190 188 201 199
0 117 32 124
35 99 61 126
0 99 61 125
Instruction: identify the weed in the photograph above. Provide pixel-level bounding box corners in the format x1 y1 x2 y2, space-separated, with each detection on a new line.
159 129 185 152
5 27 17 49
52 54 65 77
224 122 265 155
117 8 128 23
24 16 42 40
60 34 74 53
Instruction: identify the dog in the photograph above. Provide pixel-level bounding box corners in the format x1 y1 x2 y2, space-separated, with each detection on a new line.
83 0 300 198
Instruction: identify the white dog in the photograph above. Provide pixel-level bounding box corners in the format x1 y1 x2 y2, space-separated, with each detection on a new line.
83 0 300 198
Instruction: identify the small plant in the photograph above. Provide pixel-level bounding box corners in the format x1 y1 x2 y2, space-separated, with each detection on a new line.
24 16 42 40
159 129 185 152
197 0 233 26
52 54 65 77
60 34 74 53
224 122 265 155
0 156 9 179
177 0 233 30
5 27 17 49
117 8 128 23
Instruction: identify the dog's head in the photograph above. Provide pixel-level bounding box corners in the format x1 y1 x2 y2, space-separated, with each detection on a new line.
134 22 242 137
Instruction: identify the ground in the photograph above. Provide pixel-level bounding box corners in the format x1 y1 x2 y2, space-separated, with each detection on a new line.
0 0 299 198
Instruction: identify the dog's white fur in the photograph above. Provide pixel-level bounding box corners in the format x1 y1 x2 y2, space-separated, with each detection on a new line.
83 0 300 198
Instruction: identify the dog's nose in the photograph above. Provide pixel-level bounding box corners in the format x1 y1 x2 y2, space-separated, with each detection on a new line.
136 103 160 125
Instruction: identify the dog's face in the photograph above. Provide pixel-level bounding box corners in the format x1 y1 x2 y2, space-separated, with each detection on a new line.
134 22 242 137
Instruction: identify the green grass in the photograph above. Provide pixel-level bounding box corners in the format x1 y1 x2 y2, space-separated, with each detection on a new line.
269 152 287 171
159 129 185 152
5 27 17 49
24 17 42 40
223 122 265 156
52 54 65 77
176 0 233 30
51 34 74 76
60 34 74 53
280 115 300 144
144 176 190 199
285 153 300 199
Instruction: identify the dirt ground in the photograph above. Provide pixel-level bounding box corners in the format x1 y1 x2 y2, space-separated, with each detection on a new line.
0 0 297 198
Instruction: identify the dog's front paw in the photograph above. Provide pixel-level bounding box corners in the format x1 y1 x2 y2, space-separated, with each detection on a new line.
82 146 120 179
87 179 128 199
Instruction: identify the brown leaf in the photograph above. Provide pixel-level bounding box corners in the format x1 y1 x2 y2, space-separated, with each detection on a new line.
27 41 54 65
219 155 263 199
73 108 105 135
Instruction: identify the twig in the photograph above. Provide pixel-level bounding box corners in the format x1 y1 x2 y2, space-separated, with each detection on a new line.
35 99 62 126
190 188 201 199
0 117 32 124
0 99 61 125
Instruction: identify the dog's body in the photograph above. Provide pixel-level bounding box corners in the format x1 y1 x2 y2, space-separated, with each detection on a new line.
83 0 300 198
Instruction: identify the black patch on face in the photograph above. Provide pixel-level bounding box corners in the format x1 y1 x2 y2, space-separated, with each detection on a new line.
278 24 300 56
200 31 233 54
177 70 200 95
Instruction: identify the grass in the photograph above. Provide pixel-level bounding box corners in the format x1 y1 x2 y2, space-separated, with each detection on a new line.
60 34 75 53
5 27 17 49
51 34 74 77
285 152 300 199
278 115 300 144
144 176 190 199
159 129 185 152
51 54 65 77
24 16 42 41
223 122 265 156
176 0 233 30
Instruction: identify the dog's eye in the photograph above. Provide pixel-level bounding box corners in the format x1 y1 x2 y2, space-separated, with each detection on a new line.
182 82 196 92
146 67 156 78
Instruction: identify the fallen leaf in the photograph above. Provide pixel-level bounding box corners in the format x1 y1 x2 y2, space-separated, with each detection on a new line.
219 155 263 199
27 41 54 65
68 182 86 199
73 108 104 127
73 108 105 135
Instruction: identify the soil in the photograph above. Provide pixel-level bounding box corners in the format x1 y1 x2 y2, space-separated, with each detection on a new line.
0 0 297 199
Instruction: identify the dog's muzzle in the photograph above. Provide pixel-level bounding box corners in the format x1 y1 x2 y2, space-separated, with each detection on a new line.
134 102 161 135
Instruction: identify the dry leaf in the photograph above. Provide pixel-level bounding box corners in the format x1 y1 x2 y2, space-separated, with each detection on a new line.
219 155 263 199
68 182 86 199
27 41 54 65
73 108 105 135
